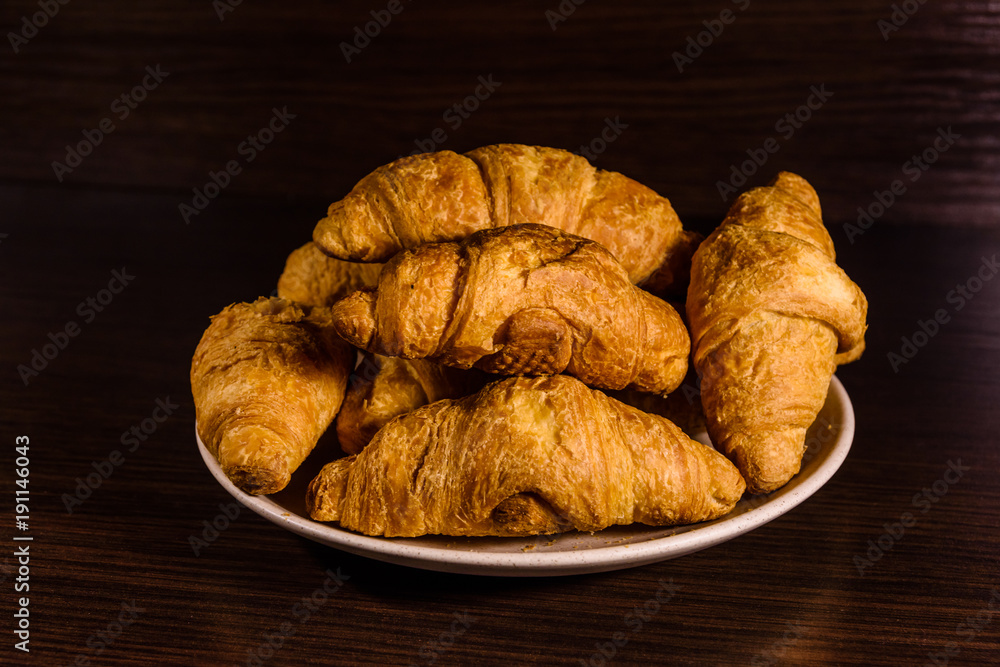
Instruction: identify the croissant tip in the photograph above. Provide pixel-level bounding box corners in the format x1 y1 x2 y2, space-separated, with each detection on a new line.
225 465 288 496
313 202 359 257
305 477 331 521
770 170 805 186
306 460 351 522
719 429 805 495
312 211 331 239
330 291 377 349
768 172 821 213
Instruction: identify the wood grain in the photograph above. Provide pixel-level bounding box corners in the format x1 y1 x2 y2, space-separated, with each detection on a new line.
1 0 998 229
2 1 999 664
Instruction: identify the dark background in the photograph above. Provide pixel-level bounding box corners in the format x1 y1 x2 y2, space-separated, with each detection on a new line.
1 1 998 665
3 0 997 227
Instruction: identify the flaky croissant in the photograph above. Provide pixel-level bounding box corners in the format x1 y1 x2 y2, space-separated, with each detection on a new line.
191 297 354 494
686 172 867 493
608 364 707 437
336 352 490 454
313 143 700 287
307 375 745 537
277 241 382 307
331 224 690 395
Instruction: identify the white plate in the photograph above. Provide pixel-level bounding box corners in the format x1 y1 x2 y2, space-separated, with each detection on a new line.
196 376 854 577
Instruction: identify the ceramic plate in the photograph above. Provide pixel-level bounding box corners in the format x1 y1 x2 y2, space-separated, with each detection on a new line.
196 376 854 577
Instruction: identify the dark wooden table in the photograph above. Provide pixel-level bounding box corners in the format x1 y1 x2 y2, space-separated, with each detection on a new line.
2 2 999 665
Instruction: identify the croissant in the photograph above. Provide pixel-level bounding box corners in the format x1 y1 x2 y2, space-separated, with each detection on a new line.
331 224 690 395
634 225 704 300
608 365 707 437
313 143 700 287
307 375 745 537
686 172 867 493
277 241 382 307
190 297 354 494
336 352 490 454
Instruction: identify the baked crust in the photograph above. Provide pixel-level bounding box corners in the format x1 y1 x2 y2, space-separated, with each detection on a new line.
313 144 695 286
686 172 868 493
190 297 354 494
277 241 382 307
307 375 745 537
336 353 490 455
331 224 690 395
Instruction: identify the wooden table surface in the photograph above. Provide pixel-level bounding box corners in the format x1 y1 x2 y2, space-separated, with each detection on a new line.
2 2 999 665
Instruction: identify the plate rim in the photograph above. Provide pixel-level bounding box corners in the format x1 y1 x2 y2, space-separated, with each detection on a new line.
195 375 854 576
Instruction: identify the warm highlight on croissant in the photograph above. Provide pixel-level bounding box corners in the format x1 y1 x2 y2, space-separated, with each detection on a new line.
313 143 699 286
307 376 745 537
190 297 354 494
336 352 490 455
331 224 690 395
687 172 867 493
608 365 707 437
277 241 382 307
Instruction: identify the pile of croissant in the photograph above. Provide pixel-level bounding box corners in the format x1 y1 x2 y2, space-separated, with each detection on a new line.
190 144 868 538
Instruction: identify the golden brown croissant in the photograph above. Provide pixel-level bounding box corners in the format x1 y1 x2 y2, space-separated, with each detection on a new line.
336 352 490 454
635 225 704 299
686 172 867 493
313 143 699 286
337 356 696 458
307 375 745 537
608 365 707 437
190 297 354 494
277 241 382 307
331 224 690 395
